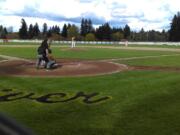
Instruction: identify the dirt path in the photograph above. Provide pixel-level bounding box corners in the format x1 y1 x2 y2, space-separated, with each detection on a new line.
1 46 180 77
0 59 128 77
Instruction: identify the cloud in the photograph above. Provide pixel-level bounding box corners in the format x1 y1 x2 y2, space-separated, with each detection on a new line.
0 0 6 2
0 0 179 31
79 0 93 3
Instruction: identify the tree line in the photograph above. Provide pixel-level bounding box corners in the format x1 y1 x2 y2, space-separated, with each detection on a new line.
17 18 132 41
1 12 180 41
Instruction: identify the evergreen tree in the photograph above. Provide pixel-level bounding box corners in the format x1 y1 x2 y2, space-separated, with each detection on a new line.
123 24 130 39
80 18 86 36
103 23 112 40
0 25 3 38
80 18 94 37
67 24 71 29
54 25 60 34
42 23 48 36
3 28 7 35
33 23 40 37
87 19 93 33
95 26 103 40
139 28 147 41
169 12 180 41
49 25 60 34
47 30 52 37
1 27 8 39
84 19 88 35
95 23 112 40
61 24 68 38
19 18 28 39
28 24 34 39
112 27 123 33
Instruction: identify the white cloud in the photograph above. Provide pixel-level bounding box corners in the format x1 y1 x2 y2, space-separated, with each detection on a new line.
0 0 179 31
0 15 75 32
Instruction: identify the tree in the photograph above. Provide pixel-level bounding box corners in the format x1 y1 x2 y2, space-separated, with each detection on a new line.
87 19 93 33
123 24 130 39
148 30 156 41
85 33 96 41
0 27 8 39
139 28 147 41
80 18 86 36
61 24 68 38
84 19 88 35
0 25 3 37
67 25 79 38
42 23 48 36
19 18 28 39
54 25 60 34
111 32 123 41
169 12 180 41
95 23 112 40
33 23 40 38
0 26 7 38
28 24 34 39
49 25 60 35
80 18 94 37
161 29 168 41
67 24 71 29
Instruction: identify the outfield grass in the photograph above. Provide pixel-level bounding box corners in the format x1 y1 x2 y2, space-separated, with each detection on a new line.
0 42 40 45
126 44 180 48
0 46 178 60
1 41 180 48
0 45 180 135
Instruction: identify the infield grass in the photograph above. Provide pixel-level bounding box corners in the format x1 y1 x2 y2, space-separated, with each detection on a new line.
0 46 178 60
118 55 180 67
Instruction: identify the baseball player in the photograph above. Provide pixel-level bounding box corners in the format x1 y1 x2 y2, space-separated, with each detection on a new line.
36 34 51 69
71 36 76 48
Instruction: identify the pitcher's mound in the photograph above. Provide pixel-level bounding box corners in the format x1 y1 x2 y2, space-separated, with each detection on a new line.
0 59 128 77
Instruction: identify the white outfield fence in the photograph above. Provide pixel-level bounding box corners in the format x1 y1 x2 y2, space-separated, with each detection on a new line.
1 39 180 46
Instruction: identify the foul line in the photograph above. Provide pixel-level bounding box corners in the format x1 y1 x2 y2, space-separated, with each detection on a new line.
100 54 180 62
0 54 32 62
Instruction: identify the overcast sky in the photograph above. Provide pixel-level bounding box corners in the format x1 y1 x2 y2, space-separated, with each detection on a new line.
0 0 179 32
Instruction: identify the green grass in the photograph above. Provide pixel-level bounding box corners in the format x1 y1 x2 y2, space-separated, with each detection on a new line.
1 41 180 48
118 55 180 67
0 46 177 59
0 71 180 135
0 42 40 45
126 44 180 48
0 57 5 60
0 45 180 135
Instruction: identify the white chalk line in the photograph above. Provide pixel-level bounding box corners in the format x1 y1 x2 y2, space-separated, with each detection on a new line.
99 54 180 62
83 46 180 52
0 54 32 63
0 59 10 63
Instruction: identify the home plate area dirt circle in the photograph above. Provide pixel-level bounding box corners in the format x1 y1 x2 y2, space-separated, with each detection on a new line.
0 59 128 77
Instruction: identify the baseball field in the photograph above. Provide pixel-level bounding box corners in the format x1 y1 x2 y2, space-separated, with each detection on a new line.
0 43 180 135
